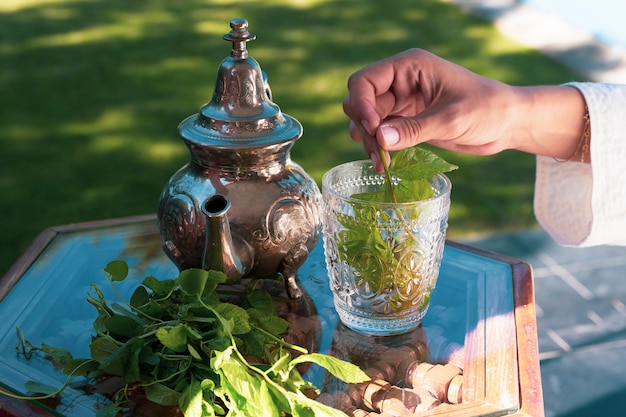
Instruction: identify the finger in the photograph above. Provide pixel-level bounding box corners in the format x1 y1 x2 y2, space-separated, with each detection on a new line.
344 69 392 135
369 149 383 173
347 117 385 171
350 120 379 159
349 120 365 143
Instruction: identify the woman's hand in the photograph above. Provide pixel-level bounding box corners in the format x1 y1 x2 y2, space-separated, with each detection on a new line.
343 48 588 171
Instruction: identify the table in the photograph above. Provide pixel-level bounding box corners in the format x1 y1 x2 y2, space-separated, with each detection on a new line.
0 215 544 417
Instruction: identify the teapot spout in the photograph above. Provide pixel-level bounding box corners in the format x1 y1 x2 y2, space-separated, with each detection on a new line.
201 195 252 282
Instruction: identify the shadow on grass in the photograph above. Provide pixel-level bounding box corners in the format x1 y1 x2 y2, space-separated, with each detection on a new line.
0 0 578 274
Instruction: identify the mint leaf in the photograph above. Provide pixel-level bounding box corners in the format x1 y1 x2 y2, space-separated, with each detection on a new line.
213 303 251 335
389 146 458 181
213 347 281 417
129 285 150 308
104 315 141 338
99 337 144 381
394 178 434 202
244 288 276 313
247 308 289 335
351 187 391 203
290 353 370 384
142 275 177 295
237 330 267 358
156 324 190 352
178 380 205 417
38 344 73 364
288 393 350 417
144 382 180 406
179 268 210 297
62 358 97 377
104 260 128 282
203 270 228 296
89 335 118 362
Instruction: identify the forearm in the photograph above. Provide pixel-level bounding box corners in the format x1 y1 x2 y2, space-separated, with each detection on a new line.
509 85 589 162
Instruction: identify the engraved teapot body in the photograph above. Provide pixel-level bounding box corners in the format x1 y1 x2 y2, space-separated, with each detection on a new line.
157 19 321 298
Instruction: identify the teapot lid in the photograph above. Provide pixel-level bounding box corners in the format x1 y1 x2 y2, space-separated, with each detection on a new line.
178 18 302 149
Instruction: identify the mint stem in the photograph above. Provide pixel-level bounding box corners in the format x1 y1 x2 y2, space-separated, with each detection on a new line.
378 146 397 203
256 327 308 354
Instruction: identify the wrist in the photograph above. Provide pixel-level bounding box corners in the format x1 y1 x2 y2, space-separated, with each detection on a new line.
510 85 588 160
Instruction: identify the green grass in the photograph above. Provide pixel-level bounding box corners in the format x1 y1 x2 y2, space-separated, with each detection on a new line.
0 0 581 275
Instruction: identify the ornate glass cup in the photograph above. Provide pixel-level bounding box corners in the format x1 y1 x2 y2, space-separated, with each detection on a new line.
322 160 451 336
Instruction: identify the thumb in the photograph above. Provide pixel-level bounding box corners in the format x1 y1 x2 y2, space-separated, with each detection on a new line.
377 109 452 151
376 117 426 151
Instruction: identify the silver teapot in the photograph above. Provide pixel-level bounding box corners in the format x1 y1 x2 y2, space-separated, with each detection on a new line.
157 18 322 298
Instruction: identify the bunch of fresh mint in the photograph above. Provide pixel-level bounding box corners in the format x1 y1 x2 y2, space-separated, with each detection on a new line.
17 260 369 417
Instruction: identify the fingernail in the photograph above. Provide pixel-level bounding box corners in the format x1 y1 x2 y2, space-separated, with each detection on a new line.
369 152 381 171
380 125 399 146
361 119 373 135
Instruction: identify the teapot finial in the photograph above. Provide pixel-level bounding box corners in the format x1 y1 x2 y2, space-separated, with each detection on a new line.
176 17 302 150
224 18 256 59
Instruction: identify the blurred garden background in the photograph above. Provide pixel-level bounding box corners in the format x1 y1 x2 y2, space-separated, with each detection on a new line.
0 0 580 276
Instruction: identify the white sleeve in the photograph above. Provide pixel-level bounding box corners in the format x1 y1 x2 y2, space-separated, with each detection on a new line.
534 82 626 247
